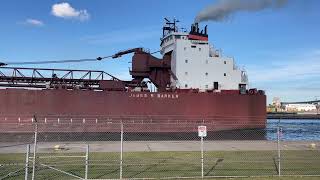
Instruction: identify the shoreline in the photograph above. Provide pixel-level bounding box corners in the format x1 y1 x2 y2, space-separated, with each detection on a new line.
267 113 320 119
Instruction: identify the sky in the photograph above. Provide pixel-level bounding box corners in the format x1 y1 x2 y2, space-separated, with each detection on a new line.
0 0 319 104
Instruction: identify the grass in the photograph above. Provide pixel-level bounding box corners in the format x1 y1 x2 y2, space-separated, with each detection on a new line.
0 150 320 179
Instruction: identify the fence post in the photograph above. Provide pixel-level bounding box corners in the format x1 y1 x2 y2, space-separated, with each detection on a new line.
25 144 30 180
31 117 38 180
277 123 281 176
85 144 89 180
201 136 204 179
120 123 124 179
198 125 206 179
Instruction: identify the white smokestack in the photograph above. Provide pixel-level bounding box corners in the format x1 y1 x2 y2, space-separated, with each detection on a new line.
195 0 288 23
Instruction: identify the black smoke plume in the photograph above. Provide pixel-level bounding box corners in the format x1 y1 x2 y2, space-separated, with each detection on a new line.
195 0 288 23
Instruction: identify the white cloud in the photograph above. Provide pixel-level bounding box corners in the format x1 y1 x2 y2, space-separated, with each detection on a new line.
51 2 90 21
24 19 44 26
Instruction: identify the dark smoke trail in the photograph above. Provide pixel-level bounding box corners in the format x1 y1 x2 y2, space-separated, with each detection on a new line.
195 0 288 23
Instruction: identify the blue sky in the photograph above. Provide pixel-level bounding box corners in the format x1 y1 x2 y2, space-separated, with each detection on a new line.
0 0 319 103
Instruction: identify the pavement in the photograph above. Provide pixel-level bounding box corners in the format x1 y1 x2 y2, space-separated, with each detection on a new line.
0 140 319 153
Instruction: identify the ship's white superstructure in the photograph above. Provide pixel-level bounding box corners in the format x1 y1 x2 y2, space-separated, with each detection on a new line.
160 22 248 91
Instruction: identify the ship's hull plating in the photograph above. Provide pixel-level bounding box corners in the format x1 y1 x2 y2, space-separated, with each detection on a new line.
0 89 266 133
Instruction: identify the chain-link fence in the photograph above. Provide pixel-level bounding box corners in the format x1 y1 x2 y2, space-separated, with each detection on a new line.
0 115 320 179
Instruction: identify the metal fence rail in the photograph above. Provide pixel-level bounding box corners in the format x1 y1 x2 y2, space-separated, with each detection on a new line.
0 117 319 179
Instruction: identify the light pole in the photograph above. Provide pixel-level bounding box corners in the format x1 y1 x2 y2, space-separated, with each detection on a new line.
316 103 320 115
314 96 319 115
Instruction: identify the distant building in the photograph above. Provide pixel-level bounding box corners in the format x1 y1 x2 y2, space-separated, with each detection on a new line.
285 104 316 112
272 97 281 107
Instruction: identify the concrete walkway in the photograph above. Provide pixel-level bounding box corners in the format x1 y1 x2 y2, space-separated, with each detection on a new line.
0 140 319 153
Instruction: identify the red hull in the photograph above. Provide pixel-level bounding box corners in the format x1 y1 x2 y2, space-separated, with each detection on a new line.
0 89 266 133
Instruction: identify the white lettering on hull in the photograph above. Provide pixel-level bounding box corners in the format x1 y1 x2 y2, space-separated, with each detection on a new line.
129 93 179 99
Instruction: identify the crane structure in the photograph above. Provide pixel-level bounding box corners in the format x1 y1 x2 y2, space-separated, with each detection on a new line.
0 47 172 92
0 67 121 90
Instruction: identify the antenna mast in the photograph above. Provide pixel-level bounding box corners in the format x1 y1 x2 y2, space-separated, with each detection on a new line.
162 18 179 38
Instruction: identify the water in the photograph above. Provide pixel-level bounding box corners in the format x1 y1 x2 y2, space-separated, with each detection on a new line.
266 119 320 141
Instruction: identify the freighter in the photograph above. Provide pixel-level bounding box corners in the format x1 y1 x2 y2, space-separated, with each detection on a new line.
0 19 266 136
